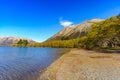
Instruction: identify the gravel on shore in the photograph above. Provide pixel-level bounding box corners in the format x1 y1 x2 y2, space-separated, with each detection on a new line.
39 49 120 80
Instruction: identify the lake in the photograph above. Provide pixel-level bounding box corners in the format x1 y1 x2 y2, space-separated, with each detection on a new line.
0 47 69 80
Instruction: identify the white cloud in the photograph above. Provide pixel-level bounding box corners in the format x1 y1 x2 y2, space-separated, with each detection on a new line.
59 18 74 27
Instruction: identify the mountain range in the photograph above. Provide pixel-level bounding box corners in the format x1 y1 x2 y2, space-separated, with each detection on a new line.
2 15 119 49
0 19 103 45
0 37 35 45
36 15 120 49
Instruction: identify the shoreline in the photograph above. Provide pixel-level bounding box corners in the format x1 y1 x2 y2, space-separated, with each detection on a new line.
39 48 120 80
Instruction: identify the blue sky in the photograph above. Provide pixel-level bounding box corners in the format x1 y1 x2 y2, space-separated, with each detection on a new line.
0 0 120 42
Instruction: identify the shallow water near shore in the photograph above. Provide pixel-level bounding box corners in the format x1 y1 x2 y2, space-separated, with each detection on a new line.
0 46 69 80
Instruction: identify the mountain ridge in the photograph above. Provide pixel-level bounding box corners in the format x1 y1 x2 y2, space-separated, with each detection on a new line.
47 19 104 41
0 36 36 45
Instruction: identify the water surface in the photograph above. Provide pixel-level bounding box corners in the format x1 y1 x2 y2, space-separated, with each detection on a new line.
0 47 69 80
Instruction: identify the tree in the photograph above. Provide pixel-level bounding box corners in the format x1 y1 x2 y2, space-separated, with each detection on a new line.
22 40 28 46
17 39 23 44
16 39 28 47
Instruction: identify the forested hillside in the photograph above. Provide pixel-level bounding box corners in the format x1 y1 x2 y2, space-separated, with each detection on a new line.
14 14 120 50
80 14 120 49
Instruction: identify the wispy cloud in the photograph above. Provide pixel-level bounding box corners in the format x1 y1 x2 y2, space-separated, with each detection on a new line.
59 17 74 27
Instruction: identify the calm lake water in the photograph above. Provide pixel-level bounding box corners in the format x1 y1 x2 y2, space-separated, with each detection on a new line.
0 46 69 80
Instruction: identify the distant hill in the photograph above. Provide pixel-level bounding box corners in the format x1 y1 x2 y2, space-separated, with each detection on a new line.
0 37 36 45
47 19 104 41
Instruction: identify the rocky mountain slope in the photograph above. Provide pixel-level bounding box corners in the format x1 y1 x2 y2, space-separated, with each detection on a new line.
47 19 104 41
0 36 36 45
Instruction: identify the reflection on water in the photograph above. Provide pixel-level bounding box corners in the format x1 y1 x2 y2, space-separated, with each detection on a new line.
0 47 69 80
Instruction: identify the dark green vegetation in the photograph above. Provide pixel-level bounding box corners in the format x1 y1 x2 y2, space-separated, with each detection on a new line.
12 39 28 47
13 14 120 50
81 15 120 49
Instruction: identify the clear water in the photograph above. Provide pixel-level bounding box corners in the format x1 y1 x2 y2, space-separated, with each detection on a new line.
0 46 69 80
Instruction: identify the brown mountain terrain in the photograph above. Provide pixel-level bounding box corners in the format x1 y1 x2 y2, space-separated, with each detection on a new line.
47 19 104 41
